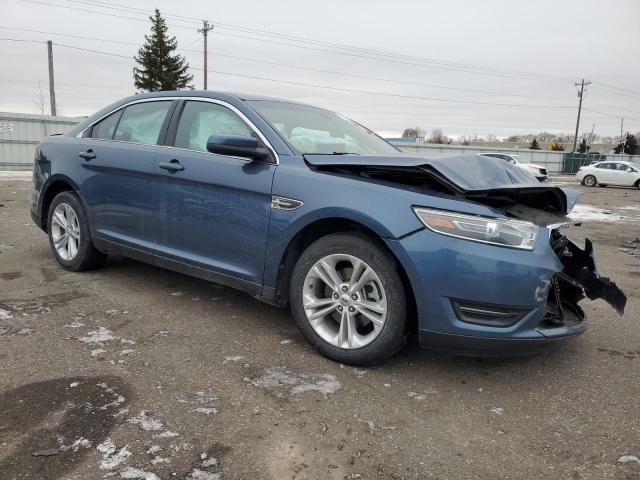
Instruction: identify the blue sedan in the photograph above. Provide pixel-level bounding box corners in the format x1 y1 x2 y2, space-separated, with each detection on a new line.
30 91 625 364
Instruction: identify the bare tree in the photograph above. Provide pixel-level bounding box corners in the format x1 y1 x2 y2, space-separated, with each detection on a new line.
428 128 446 144
32 80 46 115
402 127 425 138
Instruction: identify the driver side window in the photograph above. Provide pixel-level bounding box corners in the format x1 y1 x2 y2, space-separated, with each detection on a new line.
174 101 255 153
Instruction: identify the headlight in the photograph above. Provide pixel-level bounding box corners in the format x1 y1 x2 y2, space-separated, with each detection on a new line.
413 207 539 250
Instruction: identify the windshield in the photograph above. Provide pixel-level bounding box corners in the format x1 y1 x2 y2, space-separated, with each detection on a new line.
510 155 521 164
247 100 399 155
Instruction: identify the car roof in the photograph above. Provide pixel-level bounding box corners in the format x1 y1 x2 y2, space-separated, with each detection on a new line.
479 152 518 156
128 90 316 107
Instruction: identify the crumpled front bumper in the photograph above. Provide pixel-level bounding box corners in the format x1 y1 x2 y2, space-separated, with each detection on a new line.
386 227 626 356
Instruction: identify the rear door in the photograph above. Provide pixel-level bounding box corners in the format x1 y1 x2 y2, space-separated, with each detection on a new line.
153 99 276 288
595 162 615 183
80 99 175 253
613 163 634 185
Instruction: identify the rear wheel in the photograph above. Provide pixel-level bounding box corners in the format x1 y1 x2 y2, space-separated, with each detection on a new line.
635 180 640 190
583 174 596 187
290 233 408 365
47 191 106 271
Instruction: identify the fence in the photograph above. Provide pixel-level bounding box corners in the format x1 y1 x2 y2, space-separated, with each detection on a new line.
0 112 85 170
1 112 639 174
390 142 640 175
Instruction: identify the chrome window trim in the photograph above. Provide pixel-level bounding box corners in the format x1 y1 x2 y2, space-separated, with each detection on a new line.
76 96 280 164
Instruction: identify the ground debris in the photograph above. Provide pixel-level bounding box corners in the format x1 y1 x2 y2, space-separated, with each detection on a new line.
251 367 342 396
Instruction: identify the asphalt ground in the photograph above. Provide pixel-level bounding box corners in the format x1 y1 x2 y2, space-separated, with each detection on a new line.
1 174 639 480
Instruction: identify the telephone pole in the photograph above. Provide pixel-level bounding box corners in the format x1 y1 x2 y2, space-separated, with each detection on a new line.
571 78 591 152
47 40 57 116
198 20 214 90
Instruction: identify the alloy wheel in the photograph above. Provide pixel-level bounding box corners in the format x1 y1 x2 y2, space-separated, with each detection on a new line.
302 254 387 349
50 203 81 261
584 175 596 187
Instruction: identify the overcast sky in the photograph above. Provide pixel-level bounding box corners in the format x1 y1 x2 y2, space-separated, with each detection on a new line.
1 0 639 138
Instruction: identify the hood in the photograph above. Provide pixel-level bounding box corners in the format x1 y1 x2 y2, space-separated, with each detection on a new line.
305 154 579 220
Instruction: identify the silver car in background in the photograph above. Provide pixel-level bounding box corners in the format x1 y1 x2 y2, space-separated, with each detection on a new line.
480 152 548 181
576 161 640 188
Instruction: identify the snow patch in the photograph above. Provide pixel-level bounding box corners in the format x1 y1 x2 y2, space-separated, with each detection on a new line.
155 430 179 438
0 307 14 320
407 392 426 401
119 467 160 480
100 395 126 411
568 204 631 223
97 439 131 470
223 355 244 364
128 411 163 431
80 327 116 344
194 407 218 416
64 319 84 328
617 455 640 464
58 436 91 452
186 469 220 480
251 367 342 396
91 348 106 356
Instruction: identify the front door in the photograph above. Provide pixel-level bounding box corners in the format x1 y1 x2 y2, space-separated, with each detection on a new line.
153 100 276 288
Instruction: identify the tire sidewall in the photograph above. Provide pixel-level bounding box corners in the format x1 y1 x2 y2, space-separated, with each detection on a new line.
47 192 94 271
290 233 407 365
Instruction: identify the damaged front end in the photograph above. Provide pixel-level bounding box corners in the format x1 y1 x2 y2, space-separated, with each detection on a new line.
304 153 627 327
544 231 626 330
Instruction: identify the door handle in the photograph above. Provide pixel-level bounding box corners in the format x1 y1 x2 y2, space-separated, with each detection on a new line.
158 159 184 173
79 149 96 161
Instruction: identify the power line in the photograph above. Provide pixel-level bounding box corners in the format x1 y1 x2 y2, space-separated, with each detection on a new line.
57 0 580 83
1 37 579 110
591 82 640 98
14 0 577 84
0 26 570 102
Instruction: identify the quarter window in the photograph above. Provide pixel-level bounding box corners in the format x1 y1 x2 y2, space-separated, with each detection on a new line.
90 109 123 140
112 101 172 145
174 101 255 153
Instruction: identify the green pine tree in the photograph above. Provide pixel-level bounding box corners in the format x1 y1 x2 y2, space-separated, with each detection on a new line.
133 9 193 92
614 133 639 155
577 138 589 154
529 138 541 150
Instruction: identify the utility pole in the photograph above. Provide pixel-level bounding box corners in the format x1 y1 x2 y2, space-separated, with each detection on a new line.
47 40 57 116
198 20 214 90
571 78 591 152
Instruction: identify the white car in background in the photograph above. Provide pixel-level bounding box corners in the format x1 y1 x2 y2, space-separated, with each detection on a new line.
479 153 548 181
576 161 640 189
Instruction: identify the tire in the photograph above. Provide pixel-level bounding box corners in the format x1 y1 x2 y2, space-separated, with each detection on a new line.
635 180 640 190
47 191 106 271
583 175 596 187
290 233 408 365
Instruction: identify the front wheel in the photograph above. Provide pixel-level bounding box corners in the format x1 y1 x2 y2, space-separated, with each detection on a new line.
582 174 597 187
47 191 106 271
290 233 408 365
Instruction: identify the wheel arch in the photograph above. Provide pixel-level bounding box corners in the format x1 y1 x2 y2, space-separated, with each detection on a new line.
38 175 84 232
271 217 418 329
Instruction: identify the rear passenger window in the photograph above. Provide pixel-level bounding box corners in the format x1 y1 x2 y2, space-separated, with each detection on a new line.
174 101 255 153
90 109 123 140
113 101 172 145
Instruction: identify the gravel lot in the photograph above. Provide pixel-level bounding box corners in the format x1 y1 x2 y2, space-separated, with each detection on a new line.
1 174 639 480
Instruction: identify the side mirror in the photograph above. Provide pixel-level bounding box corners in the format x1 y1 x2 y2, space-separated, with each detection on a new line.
206 135 271 162
626 167 633 173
